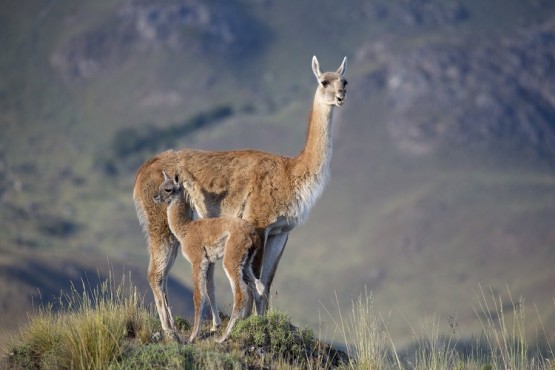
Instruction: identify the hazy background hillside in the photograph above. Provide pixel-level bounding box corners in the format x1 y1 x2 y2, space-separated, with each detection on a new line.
1 0 555 349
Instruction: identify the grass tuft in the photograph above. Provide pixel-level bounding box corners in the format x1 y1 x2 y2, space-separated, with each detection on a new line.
325 288 555 370
325 289 400 370
473 285 554 370
6 272 158 369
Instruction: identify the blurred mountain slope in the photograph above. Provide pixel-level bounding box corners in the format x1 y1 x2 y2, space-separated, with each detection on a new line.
1 0 554 347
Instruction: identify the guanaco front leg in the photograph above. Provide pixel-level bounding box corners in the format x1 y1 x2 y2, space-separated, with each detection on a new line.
258 232 288 313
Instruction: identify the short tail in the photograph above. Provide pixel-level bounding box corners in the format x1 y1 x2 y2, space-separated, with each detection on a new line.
254 279 265 297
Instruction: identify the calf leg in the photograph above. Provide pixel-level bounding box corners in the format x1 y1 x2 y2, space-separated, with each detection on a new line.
217 255 248 343
188 259 209 343
206 262 221 331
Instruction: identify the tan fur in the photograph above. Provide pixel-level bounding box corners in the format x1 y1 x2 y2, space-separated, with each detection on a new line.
154 172 264 343
133 56 347 339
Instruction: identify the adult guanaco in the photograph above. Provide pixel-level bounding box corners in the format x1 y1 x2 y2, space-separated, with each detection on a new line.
134 56 347 339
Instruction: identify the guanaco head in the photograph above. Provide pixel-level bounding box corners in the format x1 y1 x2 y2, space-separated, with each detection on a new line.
153 171 182 204
312 56 348 107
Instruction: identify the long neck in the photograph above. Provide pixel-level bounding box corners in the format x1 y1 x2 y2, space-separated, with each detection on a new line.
167 195 192 234
295 92 334 175
286 92 335 224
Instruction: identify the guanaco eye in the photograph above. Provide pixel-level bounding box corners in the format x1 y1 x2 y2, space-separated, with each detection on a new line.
344 81 348 86
321 80 329 87
164 188 172 193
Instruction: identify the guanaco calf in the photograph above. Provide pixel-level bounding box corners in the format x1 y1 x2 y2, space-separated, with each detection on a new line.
153 171 265 343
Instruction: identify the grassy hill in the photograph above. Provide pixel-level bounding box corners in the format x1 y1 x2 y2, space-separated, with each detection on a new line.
1 0 555 352
3 274 552 369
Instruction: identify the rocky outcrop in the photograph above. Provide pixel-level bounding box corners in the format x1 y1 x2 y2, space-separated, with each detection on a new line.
356 16 555 156
51 0 269 82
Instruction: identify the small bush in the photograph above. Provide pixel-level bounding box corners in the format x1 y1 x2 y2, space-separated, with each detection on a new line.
231 310 317 365
116 343 196 369
117 343 243 370
174 316 191 332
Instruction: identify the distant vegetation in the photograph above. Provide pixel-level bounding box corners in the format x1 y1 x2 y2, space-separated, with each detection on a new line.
4 275 554 369
36 214 81 239
103 105 234 175
112 105 233 158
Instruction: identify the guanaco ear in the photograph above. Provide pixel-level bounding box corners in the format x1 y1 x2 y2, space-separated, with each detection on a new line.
173 173 179 185
162 171 171 181
312 55 322 80
153 192 162 203
337 57 347 76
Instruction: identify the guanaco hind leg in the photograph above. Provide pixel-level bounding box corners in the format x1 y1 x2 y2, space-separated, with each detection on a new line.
147 235 180 341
